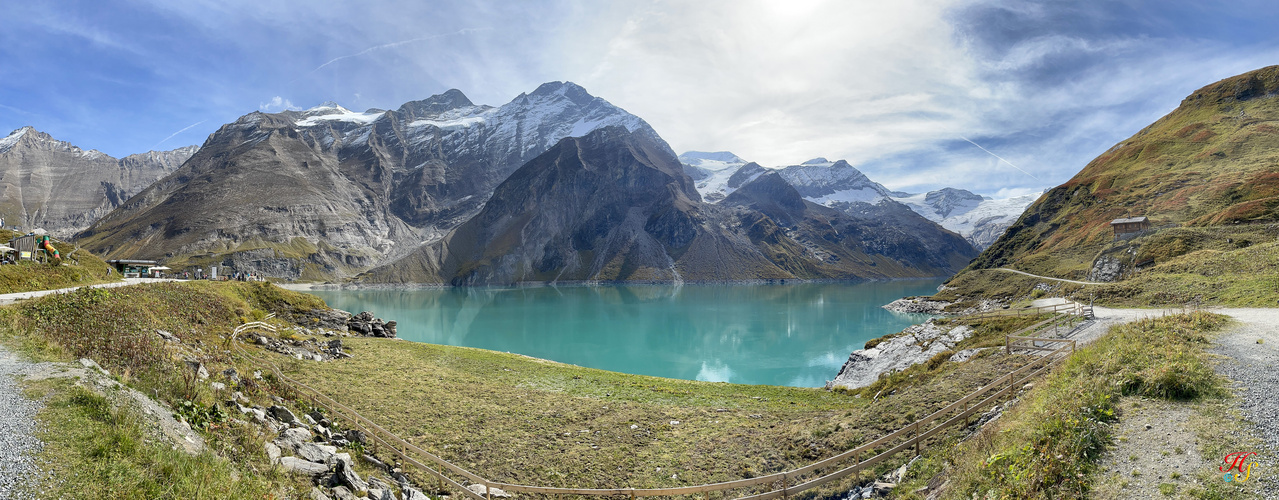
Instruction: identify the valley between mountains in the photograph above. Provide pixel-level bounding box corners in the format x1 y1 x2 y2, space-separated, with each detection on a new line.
5 80 1028 285
0 64 1276 500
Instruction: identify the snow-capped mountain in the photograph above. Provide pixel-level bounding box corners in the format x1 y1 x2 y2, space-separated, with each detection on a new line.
80 82 674 279
680 154 899 205
678 151 747 202
0 127 195 237
678 151 1037 250
892 189 1041 249
775 158 899 205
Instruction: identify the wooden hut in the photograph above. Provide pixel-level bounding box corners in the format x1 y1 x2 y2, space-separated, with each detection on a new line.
1110 216 1150 240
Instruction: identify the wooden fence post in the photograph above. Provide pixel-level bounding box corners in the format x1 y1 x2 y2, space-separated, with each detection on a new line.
913 420 921 456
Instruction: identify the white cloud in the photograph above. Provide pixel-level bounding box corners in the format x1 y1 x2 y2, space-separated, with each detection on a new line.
259 96 299 112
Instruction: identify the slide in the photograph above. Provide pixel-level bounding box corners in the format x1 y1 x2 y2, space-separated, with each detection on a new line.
39 235 61 261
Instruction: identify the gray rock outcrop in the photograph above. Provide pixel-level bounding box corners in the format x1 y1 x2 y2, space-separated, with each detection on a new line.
347 312 397 338
828 320 974 390
1088 255 1125 282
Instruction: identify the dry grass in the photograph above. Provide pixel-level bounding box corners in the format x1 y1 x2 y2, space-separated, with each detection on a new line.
276 315 1044 497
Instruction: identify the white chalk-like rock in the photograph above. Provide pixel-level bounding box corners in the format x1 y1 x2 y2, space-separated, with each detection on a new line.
829 320 974 390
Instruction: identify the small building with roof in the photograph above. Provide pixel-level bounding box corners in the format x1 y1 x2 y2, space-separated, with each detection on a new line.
1110 216 1150 240
107 259 158 278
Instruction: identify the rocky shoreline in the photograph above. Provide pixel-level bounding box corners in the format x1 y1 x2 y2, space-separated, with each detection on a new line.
826 319 985 390
881 296 1006 315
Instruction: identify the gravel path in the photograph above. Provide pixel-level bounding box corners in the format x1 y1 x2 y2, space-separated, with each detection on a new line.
1209 308 1279 497
996 267 1107 285
0 277 184 305
0 345 46 497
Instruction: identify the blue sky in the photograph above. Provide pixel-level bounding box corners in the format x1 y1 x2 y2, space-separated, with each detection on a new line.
2 0 1278 197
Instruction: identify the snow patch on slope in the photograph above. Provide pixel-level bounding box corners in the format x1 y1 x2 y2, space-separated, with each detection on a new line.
296 106 386 127
0 127 31 153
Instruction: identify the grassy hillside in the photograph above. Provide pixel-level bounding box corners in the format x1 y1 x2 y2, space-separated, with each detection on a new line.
1 281 326 497
967 66 1279 283
1 280 1048 498
0 229 116 293
894 313 1265 499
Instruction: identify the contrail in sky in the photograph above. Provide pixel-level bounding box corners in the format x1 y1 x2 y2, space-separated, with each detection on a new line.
150 121 205 151
303 28 489 78
959 136 1042 182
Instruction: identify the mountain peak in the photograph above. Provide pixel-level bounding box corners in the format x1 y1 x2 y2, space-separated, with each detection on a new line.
396 89 478 119
1181 65 1279 107
529 81 594 106
801 157 831 165
0 126 33 153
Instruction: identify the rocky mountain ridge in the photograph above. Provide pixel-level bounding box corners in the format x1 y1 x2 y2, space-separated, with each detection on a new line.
363 127 978 284
678 153 1039 249
0 126 196 237
77 82 671 280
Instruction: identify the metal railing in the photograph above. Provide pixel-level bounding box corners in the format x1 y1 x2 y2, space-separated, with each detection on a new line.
231 318 1078 500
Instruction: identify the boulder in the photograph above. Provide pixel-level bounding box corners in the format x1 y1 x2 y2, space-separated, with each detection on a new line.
331 486 358 500
79 358 108 375
309 487 332 500
347 311 398 338
402 486 431 500
274 427 313 451
184 360 210 380
155 329 179 342
264 441 282 463
223 367 240 385
297 442 338 463
269 405 298 424
344 429 368 445
279 456 328 476
333 454 369 493
368 488 395 500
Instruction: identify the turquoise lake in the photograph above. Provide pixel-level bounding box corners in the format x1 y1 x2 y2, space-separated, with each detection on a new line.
306 280 941 388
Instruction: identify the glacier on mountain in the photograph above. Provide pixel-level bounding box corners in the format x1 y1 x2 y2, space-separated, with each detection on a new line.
678 150 1038 249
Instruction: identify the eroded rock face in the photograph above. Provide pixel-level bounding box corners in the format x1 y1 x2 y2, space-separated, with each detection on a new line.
828 320 973 390
0 127 194 238
78 82 668 281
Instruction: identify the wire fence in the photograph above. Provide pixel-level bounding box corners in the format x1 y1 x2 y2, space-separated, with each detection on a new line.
232 314 1080 500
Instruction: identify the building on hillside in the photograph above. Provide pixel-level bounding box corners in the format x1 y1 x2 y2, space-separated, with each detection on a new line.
1110 216 1150 240
106 259 158 278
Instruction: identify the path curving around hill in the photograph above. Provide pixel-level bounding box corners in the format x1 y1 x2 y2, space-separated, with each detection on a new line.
996 267 1107 286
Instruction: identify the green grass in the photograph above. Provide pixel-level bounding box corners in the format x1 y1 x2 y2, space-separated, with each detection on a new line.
1091 239 1279 306
275 314 1052 496
934 227 1278 308
0 280 1052 499
0 281 333 498
898 312 1235 499
18 379 294 499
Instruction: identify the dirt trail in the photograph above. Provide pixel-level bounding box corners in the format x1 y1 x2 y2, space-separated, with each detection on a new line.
1044 302 1279 498
0 277 184 305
